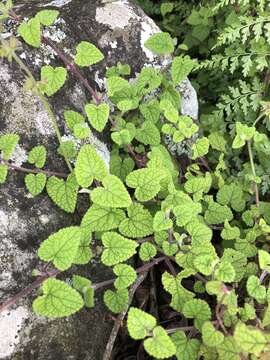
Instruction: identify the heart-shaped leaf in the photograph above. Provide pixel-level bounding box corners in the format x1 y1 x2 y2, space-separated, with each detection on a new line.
40 66 67 96
18 18 41 48
25 173 46 196
33 278 83 318
46 174 78 213
74 41 104 67
91 175 132 208
85 103 110 132
144 326 176 359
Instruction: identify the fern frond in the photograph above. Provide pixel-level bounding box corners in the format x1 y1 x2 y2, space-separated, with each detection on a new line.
214 0 250 12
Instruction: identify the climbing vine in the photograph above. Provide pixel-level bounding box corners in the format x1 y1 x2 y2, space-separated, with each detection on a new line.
1 0 270 359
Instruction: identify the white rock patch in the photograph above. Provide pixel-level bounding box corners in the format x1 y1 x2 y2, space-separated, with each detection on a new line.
0 307 29 358
43 0 72 7
96 1 138 29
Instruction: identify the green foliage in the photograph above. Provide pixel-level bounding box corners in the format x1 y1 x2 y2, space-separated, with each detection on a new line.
33 278 83 317
3 3 270 358
74 41 104 67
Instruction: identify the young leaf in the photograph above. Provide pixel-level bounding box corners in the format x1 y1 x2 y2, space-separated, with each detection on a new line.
191 137 209 159
28 145 47 168
153 211 173 232
91 175 132 208
0 164 8 184
33 278 83 318
74 41 104 67
127 307 157 340
234 322 267 356
85 103 110 132
0 134 19 160
135 120 161 146
110 155 135 182
81 204 125 234
246 275 266 302
25 173 46 196
173 202 202 227
38 226 81 271
258 249 270 272
18 18 41 48
215 260 235 283
202 321 224 347
35 10 59 26
72 275 94 308
139 99 160 123
64 110 84 130
182 299 211 330
171 56 195 86
126 168 161 202
232 122 256 149
107 76 129 97
139 243 157 261
73 231 92 265
119 203 153 238
46 174 78 213
144 326 176 359
221 220 241 240
171 331 200 360
113 264 137 289
73 123 91 139
75 144 108 188
144 32 175 55
104 288 129 313
41 66 67 96
101 232 138 266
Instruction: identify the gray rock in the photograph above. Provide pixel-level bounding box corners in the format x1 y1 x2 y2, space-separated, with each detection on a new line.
0 1 199 359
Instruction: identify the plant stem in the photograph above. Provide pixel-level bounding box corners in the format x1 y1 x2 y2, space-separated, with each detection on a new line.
9 49 73 173
166 321 218 334
247 140 260 208
215 293 228 335
1 159 68 178
0 269 60 314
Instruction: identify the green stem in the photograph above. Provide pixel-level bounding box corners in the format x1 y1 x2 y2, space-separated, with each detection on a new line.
247 140 260 208
9 49 73 172
253 113 265 127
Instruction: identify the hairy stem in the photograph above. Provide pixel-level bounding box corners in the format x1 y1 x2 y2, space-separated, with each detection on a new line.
1 159 69 178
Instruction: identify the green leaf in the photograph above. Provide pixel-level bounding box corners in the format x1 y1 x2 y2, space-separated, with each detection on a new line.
57 141 77 160
215 260 235 282
184 173 212 197
186 221 212 244
73 231 92 265
144 326 176 359
46 174 78 213
113 264 137 289
28 145 46 168
127 307 156 340
72 275 94 308
74 41 104 67
171 56 195 86
41 66 67 96
173 202 202 227
194 254 216 276
232 122 256 149
25 173 46 196
85 103 110 132
144 32 175 55
217 337 241 360
0 134 19 160
126 168 161 202
136 67 162 95
139 99 160 123
246 275 266 302
153 211 173 232
104 288 129 313
222 249 247 282
208 132 227 152
75 144 108 188
171 331 200 360
217 184 245 212
81 204 125 234
38 226 81 271
205 202 233 224
234 322 267 356
258 249 270 272
110 155 135 182
0 164 8 184
73 123 91 139
192 137 210 160
18 18 41 48
111 129 132 146
160 3 174 17
107 76 129 97
135 120 161 146
221 220 240 240
119 203 153 238
33 278 83 318
202 321 224 347
35 10 59 26
91 175 132 208
182 299 211 330
101 232 138 266
139 242 157 261
64 110 84 131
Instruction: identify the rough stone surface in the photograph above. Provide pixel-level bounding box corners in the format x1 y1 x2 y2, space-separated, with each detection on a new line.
0 1 199 359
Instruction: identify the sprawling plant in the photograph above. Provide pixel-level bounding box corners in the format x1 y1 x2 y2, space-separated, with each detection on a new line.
1 0 270 359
